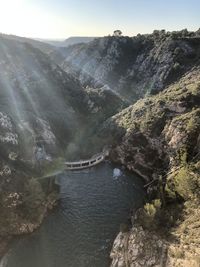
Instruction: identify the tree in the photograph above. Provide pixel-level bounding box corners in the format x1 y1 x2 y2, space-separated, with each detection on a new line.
180 28 188 37
113 30 122 36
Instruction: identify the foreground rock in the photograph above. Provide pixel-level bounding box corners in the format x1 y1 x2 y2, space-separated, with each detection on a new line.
111 203 200 267
111 227 168 267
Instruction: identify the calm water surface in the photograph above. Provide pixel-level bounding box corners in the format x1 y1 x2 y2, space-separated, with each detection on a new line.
2 163 144 267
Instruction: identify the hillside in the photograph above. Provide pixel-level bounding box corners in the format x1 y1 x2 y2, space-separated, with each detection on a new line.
97 67 200 266
0 35 81 241
57 29 200 103
0 33 56 55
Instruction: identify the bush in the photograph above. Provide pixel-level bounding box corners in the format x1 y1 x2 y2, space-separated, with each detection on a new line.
173 167 199 200
139 199 162 229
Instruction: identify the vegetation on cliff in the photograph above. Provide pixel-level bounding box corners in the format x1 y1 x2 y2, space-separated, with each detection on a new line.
108 67 200 266
57 29 200 103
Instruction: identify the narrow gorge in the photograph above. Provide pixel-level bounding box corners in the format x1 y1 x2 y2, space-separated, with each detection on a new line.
0 28 200 267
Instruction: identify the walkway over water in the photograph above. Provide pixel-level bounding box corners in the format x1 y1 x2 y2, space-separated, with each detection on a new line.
65 151 109 170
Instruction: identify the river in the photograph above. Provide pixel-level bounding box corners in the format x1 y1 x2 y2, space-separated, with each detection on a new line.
2 162 144 267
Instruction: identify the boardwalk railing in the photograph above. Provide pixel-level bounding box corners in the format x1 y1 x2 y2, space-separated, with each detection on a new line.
64 151 108 170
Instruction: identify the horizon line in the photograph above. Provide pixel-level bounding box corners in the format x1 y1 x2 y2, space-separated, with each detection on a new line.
0 26 199 41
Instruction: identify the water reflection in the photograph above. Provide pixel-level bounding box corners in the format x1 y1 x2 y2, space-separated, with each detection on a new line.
4 163 144 267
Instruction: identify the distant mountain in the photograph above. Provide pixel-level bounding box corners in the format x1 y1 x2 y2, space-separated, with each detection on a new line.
37 37 97 47
63 37 97 46
0 33 55 55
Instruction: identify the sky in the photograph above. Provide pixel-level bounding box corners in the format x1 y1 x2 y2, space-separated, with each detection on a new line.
0 0 199 39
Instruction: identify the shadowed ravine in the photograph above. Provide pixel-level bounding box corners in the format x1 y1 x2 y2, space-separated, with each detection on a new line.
1 163 144 267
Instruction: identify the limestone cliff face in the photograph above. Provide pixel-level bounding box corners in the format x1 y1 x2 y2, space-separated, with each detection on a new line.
110 227 168 267
56 30 200 102
98 68 200 182
99 68 200 267
0 110 59 258
110 204 200 267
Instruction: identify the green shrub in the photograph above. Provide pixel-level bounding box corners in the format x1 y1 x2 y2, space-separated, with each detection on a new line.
21 178 45 221
139 199 162 229
186 115 200 132
173 167 199 200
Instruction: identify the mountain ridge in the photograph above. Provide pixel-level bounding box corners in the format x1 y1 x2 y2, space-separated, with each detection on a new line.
55 29 200 103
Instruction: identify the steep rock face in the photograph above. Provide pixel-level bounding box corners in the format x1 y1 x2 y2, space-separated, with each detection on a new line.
57 30 200 102
0 110 58 258
106 68 200 267
110 203 200 267
0 36 126 155
98 67 200 181
110 227 168 267
0 36 83 150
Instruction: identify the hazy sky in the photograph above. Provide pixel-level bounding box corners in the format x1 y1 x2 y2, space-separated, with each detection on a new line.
0 0 199 39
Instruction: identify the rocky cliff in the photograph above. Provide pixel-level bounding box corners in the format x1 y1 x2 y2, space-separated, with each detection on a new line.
104 67 200 266
98 67 200 180
56 29 200 102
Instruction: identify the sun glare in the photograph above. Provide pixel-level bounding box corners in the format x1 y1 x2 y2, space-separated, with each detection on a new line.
0 0 67 38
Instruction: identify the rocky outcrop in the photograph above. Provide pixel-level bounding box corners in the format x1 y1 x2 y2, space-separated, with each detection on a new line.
111 227 168 267
111 202 200 267
98 67 200 181
0 109 59 259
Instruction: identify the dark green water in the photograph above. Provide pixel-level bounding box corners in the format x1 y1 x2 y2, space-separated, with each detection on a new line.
2 163 144 267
